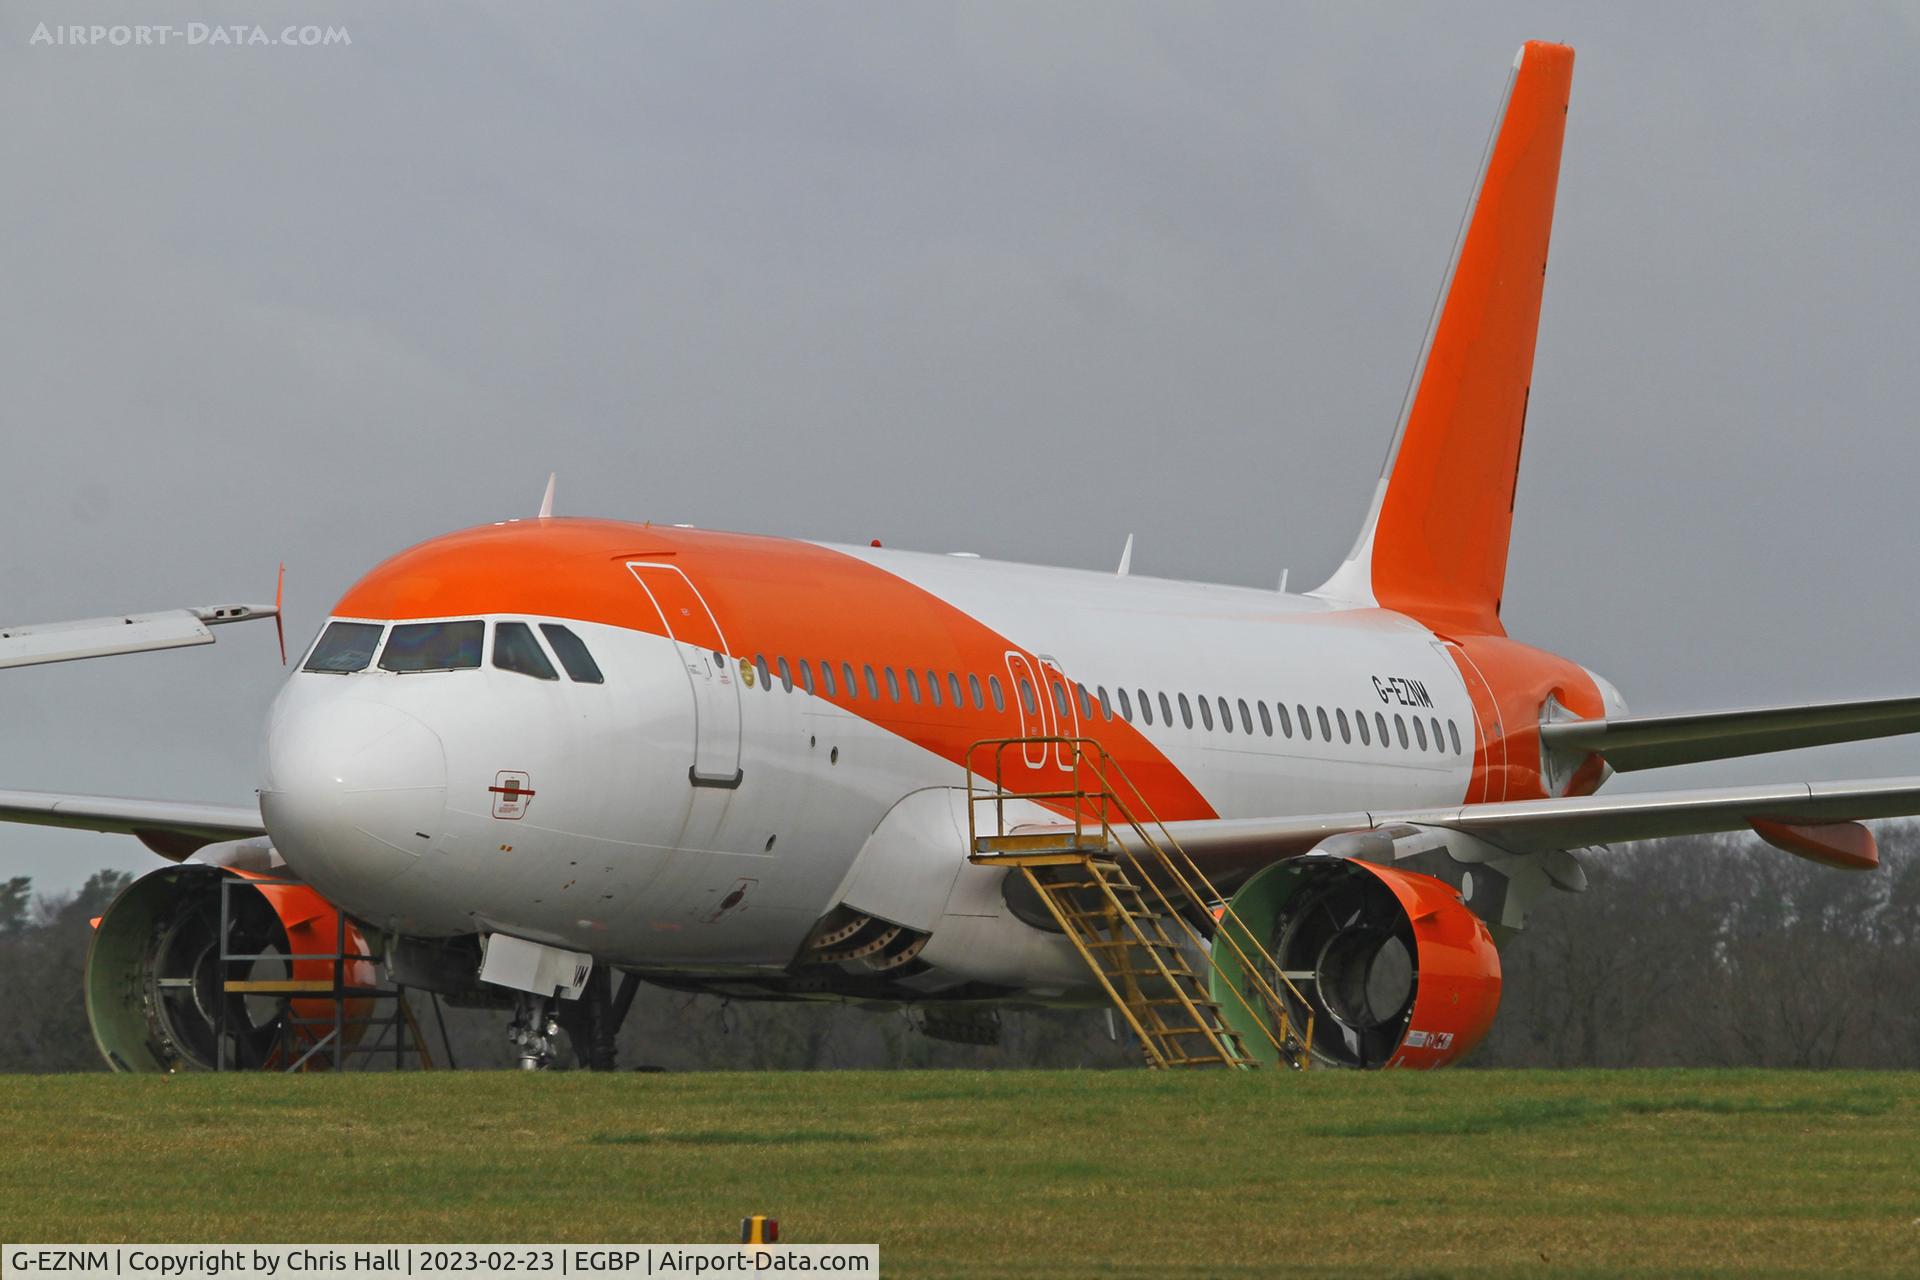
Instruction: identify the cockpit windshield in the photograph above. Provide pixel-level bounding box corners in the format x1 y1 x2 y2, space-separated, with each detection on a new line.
540 623 604 684
302 621 384 673
378 620 485 672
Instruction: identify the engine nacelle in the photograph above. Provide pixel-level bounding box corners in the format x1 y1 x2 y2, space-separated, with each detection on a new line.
1210 855 1500 1069
86 863 374 1072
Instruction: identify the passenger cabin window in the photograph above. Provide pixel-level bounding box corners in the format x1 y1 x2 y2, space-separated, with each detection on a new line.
1217 696 1232 733
818 661 837 697
1337 708 1352 744
885 667 902 701
1277 703 1293 738
303 621 383 674
777 657 794 692
540 624 605 684
1158 692 1173 725
1178 694 1194 729
1375 711 1390 746
949 672 964 706
493 622 558 680
842 662 858 699
864 665 880 700
905 669 922 704
1316 706 1332 741
1414 717 1429 751
989 675 1006 712
1448 721 1463 755
1355 711 1371 746
379 620 484 673
1257 702 1272 736
754 654 771 691
1018 679 1038 714
1051 681 1070 717
1395 714 1410 748
1239 699 1254 735
1077 684 1094 719
1118 688 1134 722
798 659 814 695
1297 704 1312 741
969 673 984 709
1196 696 1213 731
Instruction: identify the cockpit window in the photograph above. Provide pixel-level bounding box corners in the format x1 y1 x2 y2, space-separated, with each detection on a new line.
302 621 383 674
540 624 604 684
493 622 558 680
378 620 484 672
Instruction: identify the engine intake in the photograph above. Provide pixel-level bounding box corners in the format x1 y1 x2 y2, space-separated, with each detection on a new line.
1210 855 1500 1069
86 864 373 1072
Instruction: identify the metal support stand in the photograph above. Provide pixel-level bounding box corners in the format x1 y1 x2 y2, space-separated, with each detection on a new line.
215 873 436 1072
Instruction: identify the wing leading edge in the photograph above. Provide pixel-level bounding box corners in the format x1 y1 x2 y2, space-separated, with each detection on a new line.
1064 775 1920 880
0 789 265 860
0 603 278 670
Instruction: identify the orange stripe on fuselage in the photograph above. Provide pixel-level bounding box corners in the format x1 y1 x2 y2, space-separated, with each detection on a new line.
332 519 1218 820
1442 632 1604 802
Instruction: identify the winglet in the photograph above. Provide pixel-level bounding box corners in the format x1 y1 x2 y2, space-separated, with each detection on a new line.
1117 534 1134 577
274 562 286 666
1315 41 1575 635
538 472 557 519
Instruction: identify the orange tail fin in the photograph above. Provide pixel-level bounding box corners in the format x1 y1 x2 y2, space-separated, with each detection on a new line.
1316 41 1574 636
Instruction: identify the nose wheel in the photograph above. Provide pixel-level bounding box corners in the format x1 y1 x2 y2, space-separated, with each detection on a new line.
507 994 561 1070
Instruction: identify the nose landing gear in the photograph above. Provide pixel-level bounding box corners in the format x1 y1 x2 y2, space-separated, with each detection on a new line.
507 993 562 1070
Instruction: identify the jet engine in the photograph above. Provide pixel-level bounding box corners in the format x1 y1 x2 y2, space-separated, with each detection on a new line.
1210 856 1500 1069
86 864 374 1072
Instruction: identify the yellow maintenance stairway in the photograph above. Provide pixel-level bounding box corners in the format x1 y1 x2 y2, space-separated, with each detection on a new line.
965 738 1313 1071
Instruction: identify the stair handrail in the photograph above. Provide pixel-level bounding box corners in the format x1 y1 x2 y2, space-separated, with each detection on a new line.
963 736 1314 1069
1081 746 1315 1069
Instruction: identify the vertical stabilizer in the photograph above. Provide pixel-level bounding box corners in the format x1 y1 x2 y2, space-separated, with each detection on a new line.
1315 42 1573 635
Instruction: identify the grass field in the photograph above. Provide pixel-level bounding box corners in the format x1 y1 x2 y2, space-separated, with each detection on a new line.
0 1070 1916 1278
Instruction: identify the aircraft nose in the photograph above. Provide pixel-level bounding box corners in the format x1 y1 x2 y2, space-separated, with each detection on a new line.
261 701 448 892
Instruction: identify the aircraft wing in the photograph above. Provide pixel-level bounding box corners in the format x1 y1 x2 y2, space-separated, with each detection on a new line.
0 603 278 670
1046 776 1920 880
0 789 265 860
1540 695 1920 772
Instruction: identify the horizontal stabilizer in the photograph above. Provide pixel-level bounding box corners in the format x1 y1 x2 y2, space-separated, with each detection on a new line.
0 789 265 859
1540 695 1920 772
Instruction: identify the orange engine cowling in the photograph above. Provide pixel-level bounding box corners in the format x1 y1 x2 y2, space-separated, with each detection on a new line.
86 864 375 1072
1212 856 1500 1069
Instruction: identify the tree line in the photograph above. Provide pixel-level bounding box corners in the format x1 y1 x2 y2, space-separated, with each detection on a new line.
2 828 1915 1072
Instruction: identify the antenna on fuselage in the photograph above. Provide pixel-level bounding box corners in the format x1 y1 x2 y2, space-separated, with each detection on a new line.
538 472 556 519
1117 533 1134 577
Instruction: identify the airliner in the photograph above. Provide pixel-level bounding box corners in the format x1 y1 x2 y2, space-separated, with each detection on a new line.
13 41 1920 1072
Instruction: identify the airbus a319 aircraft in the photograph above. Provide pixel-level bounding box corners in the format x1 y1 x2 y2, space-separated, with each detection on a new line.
13 41 1920 1072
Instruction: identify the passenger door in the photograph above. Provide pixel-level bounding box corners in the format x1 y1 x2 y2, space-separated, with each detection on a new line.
627 561 743 787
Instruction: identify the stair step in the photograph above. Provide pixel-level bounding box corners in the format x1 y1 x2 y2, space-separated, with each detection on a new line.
966 745 1305 1072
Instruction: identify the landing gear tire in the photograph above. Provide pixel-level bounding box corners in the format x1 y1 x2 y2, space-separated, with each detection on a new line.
559 967 621 1072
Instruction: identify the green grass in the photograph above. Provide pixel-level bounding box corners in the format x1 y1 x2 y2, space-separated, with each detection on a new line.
2 1070 1917 1278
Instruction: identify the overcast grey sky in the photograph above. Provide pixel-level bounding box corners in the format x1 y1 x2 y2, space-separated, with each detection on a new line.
3 3 1918 896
